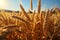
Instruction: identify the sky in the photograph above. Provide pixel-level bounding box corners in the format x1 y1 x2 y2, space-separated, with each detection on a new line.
0 0 60 11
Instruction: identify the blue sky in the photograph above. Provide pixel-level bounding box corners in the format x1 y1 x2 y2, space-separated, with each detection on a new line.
0 0 60 11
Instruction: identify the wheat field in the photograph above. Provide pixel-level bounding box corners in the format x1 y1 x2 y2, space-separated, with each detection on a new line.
0 0 60 40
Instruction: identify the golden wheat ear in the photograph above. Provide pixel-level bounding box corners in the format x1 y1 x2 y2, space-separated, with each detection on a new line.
3 24 18 29
30 0 33 10
12 15 32 33
38 0 41 14
20 4 31 22
0 13 6 20
0 13 9 25
12 16 29 24
32 10 35 21
55 8 60 15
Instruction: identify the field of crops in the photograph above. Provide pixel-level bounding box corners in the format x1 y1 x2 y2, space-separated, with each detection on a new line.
0 0 60 40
